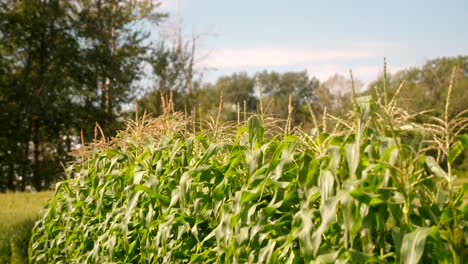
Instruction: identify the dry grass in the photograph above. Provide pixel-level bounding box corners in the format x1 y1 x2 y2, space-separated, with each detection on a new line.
0 191 52 229
0 191 53 264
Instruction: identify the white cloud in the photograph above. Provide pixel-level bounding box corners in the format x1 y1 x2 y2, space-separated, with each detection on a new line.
198 41 408 86
350 64 411 82
306 63 411 89
201 42 399 69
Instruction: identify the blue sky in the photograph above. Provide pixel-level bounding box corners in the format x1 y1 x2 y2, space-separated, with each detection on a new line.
159 0 468 86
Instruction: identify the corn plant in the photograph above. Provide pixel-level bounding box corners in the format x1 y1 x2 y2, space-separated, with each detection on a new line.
30 82 467 263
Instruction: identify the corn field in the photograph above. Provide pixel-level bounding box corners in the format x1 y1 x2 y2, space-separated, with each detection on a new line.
29 79 468 263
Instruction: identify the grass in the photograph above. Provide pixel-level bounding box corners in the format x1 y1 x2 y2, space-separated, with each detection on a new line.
0 191 53 264
0 192 53 229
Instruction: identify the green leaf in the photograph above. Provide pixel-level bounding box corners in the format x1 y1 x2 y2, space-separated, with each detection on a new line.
328 145 341 176
132 170 145 185
356 95 373 122
248 116 264 149
346 143 360 179
213 180 227 201
311 193 342 255
246 149 263 177
240 186 261 204
453 183 468 205
435 189 449 209
425 156 448 181
258 239 276 263
196 143 227 166
400 227 431 264
319 170 335 203
294 207 315 259
448 134 468 164
190 250 210 263
350 189 385 206
133 184 157 198
349 250 380 263
313 250 340 264
133 184 170 204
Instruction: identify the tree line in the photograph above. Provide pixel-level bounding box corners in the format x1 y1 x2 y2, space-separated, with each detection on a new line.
0 0 168 191
1 1 467 191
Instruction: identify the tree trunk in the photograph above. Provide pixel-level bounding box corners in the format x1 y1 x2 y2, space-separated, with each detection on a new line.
186 35 196 96
101 0 116 132
7 164 15 191
32 119 41 191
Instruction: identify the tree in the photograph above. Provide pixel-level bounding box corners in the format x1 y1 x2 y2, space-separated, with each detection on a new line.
213 72 257 120
256 70 319 128
147 19 209 114
366 56 468 173
0 0 166 191
70 0 165 135
367 56 468 118
315 74 363 118
146 39 195 115
0 0 82 191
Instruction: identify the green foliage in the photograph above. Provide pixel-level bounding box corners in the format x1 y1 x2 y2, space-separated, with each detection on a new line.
0 0 80 190
366 56 468 179
367 56 468 125
0 0 165 191
256 70 319 127
30 86 468 262
138 70 319 128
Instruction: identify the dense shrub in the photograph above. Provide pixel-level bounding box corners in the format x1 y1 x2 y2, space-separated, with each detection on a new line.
30 93 467 263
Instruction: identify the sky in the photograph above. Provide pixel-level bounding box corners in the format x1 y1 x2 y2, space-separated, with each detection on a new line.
158 0 468 87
